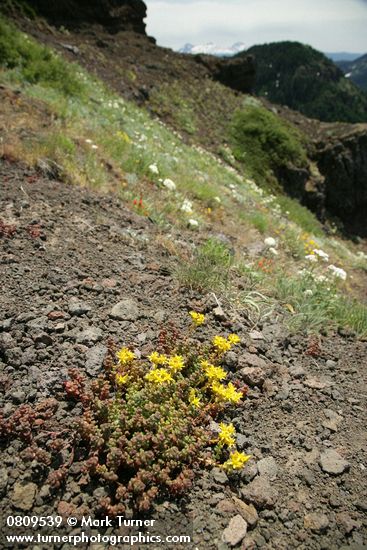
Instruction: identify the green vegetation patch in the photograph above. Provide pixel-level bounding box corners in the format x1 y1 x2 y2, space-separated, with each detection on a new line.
0 16 85 96
229 103 308 187
277 195 323 236
274 270 367 336
150 78 242 147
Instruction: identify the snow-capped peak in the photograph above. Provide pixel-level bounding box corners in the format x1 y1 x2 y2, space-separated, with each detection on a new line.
179 42 246 57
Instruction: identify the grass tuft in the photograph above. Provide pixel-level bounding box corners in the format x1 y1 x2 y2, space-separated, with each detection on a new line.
177 238 234 292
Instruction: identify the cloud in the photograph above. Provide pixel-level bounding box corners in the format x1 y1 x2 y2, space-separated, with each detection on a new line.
145 0 367 52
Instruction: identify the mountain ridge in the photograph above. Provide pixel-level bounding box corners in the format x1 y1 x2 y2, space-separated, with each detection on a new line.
336 53 367 91
241 41 367 123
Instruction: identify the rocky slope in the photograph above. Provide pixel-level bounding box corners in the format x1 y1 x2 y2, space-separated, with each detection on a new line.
1 158 367 549
1 2 367 236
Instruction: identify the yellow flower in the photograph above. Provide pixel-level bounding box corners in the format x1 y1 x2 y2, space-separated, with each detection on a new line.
201 361 227 381
148 351 168 366
167 355 185 372
115 373 129 386
189 389 201 408
145 368 173 384
222 451 251 471
116 130 131 143
189 311 205 326
212 335 231 353
218 423 236 447
228 334 240 345
223 382 243 404
211 381 242 404
116 347 135 365
211 381 228 401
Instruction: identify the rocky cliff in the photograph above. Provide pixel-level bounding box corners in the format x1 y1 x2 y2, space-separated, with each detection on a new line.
316 127 367 236
271 104 367 236
16 0 148 33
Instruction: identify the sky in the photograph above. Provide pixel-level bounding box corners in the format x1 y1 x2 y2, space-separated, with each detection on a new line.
144 0 367 54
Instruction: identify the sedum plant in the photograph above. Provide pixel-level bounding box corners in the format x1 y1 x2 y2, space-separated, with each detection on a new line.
64 312 250 514
1 313 251 515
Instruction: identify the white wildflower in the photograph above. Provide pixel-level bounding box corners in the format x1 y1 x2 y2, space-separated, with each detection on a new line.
91 144 98 150
162 178 176 191
264 237 277 248
313 249 329 262
304 289 313 297
269 247 278 256
181 199 193 213
327 265 347 281
214 196 221 203
148 163 159 175
305 254 317 263
85 139 93 144
188 219 199 229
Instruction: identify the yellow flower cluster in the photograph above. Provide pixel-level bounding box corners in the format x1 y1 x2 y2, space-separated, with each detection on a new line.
218 423 236 447
189 311 205 326
115 373 129 386
167 355 185 372
145 368 173 384
200 360 227 381
212 334 240 353
228 334 240 345
301 233 316 255
222 451 251 471
212 335 231 352
148 352 168 366
116 347 135 365
148 352 185 373
116 130 131 143
211 381 242 404
189 388 201 408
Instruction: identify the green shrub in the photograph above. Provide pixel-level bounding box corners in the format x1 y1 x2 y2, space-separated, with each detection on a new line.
0 16 85 96
229 104 307 184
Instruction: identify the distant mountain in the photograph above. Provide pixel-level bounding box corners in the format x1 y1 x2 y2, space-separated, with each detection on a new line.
179 42 246 57
336 54 367 91
326 52 363 62
240 41 367 123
